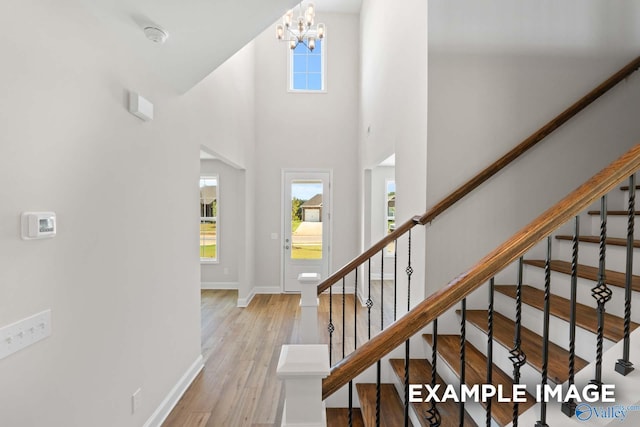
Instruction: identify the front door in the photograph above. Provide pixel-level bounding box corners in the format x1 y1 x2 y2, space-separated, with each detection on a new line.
282 171 331 292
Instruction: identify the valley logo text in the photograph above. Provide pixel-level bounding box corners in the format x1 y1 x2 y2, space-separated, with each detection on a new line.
408 383 615 404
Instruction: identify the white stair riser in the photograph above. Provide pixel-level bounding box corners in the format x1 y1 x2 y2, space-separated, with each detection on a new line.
591 214 640 239
523 265 640 323
555 238 640 275
494 291 615 362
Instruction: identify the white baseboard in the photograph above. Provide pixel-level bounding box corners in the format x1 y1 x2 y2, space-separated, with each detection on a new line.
143 354 204 427
237 286 282 307
201 281 239 290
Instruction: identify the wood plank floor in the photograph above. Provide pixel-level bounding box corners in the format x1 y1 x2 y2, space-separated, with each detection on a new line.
163 285 394 427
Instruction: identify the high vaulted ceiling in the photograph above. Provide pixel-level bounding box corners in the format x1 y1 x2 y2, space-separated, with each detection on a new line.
79 0 362 93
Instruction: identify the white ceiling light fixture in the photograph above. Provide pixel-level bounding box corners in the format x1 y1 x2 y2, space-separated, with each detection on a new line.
144 26 169 44
275 2 325 51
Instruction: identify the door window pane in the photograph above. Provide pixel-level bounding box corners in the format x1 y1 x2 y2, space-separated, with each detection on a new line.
291 180 323 259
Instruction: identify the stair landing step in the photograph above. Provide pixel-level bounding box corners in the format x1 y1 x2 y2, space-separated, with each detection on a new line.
523 259 640 292
389 358 477 427
423 334 535 427
326 408 365 427
495 284 638 342
356 383 413 427
555 234 640 248
461 310 588 384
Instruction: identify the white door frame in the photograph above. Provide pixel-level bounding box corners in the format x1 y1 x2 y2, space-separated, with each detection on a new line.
281 169 332 292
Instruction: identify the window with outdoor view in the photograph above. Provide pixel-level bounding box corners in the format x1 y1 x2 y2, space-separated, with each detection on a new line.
385 180 396 255
200 176 218 262
290 38 325 91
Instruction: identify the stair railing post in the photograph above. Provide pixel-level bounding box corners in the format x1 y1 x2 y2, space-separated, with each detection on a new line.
616 173 635 376
299 273 321 344
277 344 330 427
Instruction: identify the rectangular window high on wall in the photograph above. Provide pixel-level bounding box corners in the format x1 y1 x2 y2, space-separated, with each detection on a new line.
290 37 325 92
200 176 218 262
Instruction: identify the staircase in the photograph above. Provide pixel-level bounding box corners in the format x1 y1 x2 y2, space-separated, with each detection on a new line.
324 176 640 427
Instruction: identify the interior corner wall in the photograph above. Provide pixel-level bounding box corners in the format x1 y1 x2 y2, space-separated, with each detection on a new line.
200 160 242 287
359 0 428 306
425 0 640 331
0 2 255 426
252 12 360 290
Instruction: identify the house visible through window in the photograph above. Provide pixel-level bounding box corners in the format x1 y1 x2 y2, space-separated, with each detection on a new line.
291 38 325 91
200 176 218 262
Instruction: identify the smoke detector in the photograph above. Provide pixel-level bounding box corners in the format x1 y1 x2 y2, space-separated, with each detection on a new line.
144 26 168 44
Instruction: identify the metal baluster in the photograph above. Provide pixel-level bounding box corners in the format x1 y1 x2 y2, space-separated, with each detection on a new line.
509 258 527 427
328 284 334 365
616 174 636 376
562 216 579 417
591 196 612 388
535 237 552 427
381 250 384 331
354 268 358 350
459 298 466 427
426 319 441 427
376 360 381 427
405 230 414 427
486 278 495 427
342 277 346 360
394 239 398 322
367 259 373 340
348 380 353 427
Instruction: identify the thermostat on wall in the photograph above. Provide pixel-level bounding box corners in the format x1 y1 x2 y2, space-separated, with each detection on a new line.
21 212 56 240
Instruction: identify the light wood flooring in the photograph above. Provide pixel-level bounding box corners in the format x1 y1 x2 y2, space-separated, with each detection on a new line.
163 281 399 427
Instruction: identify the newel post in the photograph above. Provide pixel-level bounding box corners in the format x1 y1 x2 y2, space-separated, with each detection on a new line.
277 344 330 427
299 272 321 344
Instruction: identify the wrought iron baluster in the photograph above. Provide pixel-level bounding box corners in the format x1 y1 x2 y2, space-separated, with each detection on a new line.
342 277 346 360
394 239 398 322
367 259 373 340
616 174 635 376
376 360 381 427
354 268 358 350
486 278 495 427
535 237 552 427
404 230 414 427
591 196 612 388
328 284 334 365
425 318 441 427
459 298 466 427
510 258 527 427
562 216 579 417
381 250 384 331
348 380 353 427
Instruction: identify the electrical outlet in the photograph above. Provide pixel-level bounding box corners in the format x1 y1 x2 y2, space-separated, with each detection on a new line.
132 388 141 414
0 309 51 360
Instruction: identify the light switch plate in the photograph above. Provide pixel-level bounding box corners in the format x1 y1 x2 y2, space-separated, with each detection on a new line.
0 310 51 360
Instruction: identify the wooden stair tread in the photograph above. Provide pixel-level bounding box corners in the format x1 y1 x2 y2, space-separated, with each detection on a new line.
356 383 413 427
495 285 638 342
462 310 588 384
555 234 640 248
619 185 640 191
523 259 640 292
423 334 535 426
389 358 477 427
326 408 365 427
588 210 640 215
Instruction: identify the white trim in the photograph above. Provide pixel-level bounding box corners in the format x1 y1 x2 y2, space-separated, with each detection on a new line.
201 281 239 290
143 355 204 427
237 286 282 307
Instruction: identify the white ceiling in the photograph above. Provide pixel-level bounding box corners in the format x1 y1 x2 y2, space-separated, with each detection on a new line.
79 0 361 93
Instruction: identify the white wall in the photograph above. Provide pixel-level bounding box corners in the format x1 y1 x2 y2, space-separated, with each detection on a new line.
252 12 360 290
0 1 256 425
359 0 428 306
426 0 640 331
200 160 243 287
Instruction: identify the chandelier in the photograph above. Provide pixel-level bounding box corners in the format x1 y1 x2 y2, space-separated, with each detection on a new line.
275 2 325 51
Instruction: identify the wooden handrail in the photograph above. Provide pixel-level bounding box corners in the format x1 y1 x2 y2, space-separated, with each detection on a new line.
317 55 640 296
322 143 640 399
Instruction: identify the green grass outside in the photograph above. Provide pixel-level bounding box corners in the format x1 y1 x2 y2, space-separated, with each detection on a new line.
291 244 322 259
291 220 301 233
200 244 217 259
